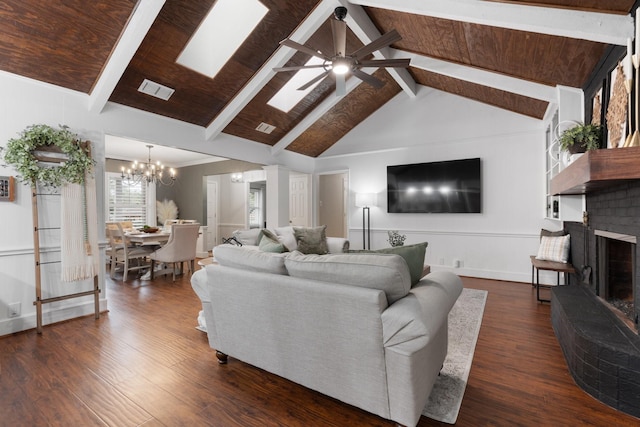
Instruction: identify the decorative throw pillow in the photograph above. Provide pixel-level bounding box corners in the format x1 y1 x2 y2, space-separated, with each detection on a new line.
260 228 277 241
350 242 428 286
274 226 298 251
294 225 328 255
232 228 262 246
536 235 570 263
258 234 286 253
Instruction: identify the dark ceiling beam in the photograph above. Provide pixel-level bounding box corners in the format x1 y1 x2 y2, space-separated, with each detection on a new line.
349 0 634 45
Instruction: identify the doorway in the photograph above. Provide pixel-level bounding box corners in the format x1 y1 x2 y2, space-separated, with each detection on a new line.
290 173 311 227
319 172 348 238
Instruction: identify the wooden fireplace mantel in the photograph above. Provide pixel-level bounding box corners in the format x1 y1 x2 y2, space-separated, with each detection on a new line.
551 146 640 196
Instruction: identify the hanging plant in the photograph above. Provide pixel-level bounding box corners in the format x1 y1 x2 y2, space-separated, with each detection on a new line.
0 124 94 187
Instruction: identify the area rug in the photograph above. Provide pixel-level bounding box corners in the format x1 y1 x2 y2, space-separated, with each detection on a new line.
422 287 488 424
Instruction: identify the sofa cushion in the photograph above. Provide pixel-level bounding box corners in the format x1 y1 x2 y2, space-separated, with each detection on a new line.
259 234 286 253
285 251 411 304
214 245 288 275
327 237 350 253
350 242 428 286
232 228 262 246
294 225 329 255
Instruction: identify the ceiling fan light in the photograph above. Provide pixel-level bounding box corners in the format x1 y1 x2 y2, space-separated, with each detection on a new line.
332 60 349 75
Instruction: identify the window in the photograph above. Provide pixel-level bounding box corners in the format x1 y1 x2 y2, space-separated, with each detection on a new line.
106 173 149 228
248 187 263 229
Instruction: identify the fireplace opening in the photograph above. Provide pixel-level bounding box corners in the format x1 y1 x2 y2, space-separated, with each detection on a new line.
596 230 637 331
605 239 634 318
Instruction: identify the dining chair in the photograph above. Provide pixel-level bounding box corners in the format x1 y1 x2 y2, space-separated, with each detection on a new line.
106 222 154 281
119 220 134 231
150 223 200 281
163 219 179 232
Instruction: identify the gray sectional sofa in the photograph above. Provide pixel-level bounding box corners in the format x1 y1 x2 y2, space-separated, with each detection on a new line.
191 243 462 427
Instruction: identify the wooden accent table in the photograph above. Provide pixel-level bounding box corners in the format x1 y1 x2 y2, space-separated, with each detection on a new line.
530 255 576 303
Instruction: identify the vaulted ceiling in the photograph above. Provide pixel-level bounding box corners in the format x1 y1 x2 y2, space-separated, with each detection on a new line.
0 0 635 158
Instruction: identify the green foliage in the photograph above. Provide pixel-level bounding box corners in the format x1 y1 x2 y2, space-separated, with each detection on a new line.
558 123 603 152
387 230 406 247
1 124 94 187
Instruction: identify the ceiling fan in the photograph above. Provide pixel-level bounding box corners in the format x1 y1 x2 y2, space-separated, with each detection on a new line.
273 6 410 96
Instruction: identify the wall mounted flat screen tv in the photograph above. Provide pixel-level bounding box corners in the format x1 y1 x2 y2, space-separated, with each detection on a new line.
387 158 481 213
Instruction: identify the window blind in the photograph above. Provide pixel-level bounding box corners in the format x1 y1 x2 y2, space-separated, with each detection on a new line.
249 188 262 228
107 174 148 228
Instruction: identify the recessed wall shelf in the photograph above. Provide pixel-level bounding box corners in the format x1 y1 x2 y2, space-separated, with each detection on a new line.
551 147 640 196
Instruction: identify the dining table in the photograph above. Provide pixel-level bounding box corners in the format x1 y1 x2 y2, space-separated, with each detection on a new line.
125 231 171 245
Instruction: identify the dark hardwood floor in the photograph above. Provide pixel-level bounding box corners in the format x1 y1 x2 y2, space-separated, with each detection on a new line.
1 265 638 426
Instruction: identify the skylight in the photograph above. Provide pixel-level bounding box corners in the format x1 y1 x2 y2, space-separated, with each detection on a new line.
176 0 268 79
267 56 327 113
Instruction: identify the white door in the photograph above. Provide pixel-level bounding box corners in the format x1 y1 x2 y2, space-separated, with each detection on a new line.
290 174 311 226
206 179 218 250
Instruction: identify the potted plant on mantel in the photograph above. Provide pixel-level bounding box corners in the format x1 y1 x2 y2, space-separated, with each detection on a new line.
558 122 603 154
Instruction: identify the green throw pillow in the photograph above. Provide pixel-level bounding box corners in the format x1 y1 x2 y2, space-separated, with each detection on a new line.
259 234 286 253
294 225 328 255
350 242 428 286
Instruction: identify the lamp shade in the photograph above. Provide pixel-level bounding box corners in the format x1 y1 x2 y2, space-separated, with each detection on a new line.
355 192 375 208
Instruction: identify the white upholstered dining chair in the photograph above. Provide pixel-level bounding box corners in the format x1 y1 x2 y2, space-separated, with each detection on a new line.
149 223 200 281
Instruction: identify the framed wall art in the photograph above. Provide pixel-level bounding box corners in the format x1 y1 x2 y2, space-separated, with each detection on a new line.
0 176 15 201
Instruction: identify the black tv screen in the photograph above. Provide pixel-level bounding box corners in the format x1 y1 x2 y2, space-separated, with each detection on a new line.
387 158 481 213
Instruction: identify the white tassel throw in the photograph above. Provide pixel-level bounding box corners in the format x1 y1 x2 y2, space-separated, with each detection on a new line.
60 170 99 282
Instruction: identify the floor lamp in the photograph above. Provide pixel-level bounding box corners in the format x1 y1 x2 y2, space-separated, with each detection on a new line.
355 193 375 250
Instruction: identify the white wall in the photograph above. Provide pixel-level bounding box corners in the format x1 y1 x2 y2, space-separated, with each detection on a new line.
315 86 553 283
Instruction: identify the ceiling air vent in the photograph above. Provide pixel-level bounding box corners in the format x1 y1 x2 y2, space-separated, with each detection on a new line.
256 122 276 134
137 79 175 101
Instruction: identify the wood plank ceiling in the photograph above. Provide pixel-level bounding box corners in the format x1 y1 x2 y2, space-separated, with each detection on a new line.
0 0 635 158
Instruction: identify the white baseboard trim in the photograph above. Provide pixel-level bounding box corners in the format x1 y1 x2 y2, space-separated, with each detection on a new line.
430 265 530 283
0 298 108 337
428 265 566 286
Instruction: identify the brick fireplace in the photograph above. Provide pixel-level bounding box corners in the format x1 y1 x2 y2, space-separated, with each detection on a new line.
564 180 640 330
553 180 640 418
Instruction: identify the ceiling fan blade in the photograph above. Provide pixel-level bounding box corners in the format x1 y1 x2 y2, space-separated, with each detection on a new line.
351 29 402 60
357 58 410 68
352 69 385 89
280 39 330 61
273 64 327 72
335 73 346 96
331 18 347 57
297 70 330 91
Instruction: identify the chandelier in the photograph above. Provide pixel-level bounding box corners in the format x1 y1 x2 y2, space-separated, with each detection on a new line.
120 145 176 186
